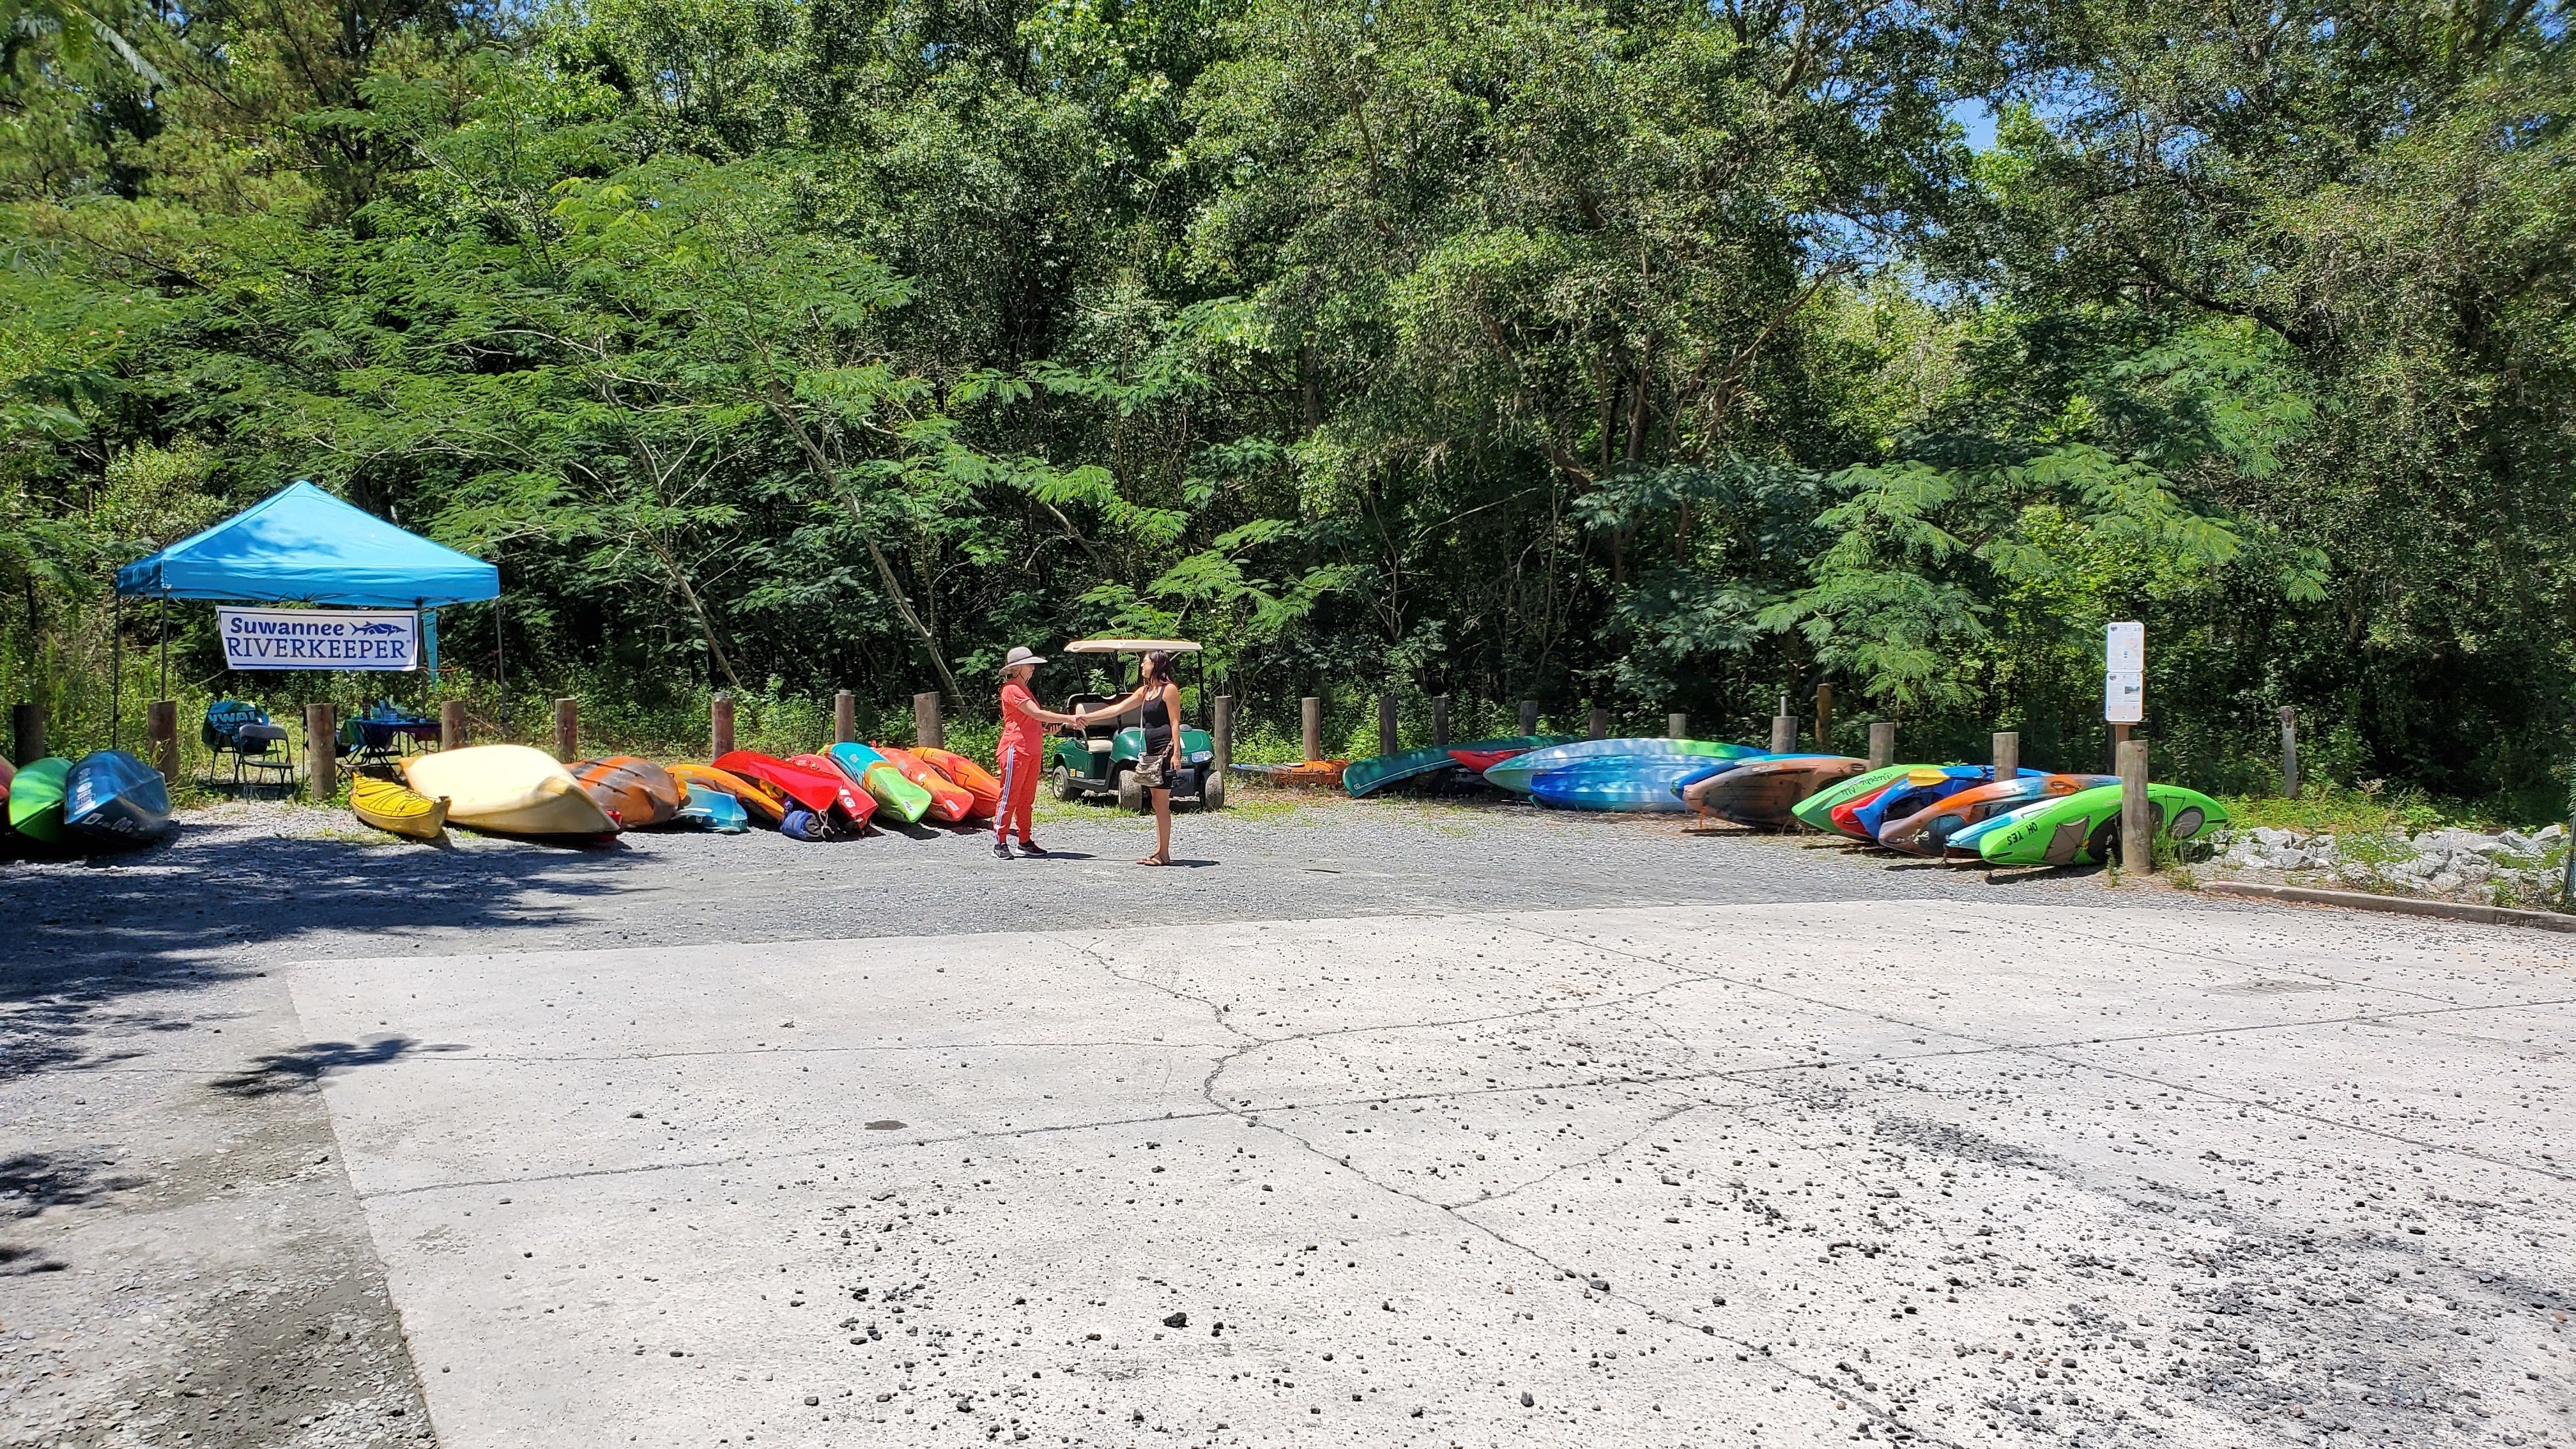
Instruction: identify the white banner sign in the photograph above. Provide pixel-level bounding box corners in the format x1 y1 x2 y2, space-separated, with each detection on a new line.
2104 620 2143 723
218 607 419 671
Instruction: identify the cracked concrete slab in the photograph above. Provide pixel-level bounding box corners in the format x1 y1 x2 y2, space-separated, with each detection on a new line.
275 899 2575 1448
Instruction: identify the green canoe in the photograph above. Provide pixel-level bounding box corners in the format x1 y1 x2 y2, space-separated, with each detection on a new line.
1975 783 2229 867
8 756 70 843
1787 763 1937 832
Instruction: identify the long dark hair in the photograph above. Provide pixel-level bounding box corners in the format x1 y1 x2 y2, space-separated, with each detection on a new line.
1142 650 1180 693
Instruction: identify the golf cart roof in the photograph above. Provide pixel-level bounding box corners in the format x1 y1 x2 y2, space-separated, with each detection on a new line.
1062 638 1201 654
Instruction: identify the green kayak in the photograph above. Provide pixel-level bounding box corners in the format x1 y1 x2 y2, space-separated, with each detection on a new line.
8 756 70 843
1975 783 2229 867
1787 763 1937 832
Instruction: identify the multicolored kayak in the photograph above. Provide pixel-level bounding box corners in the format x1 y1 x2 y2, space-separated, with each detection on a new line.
822 744 930 824
1346 735 1570 798
351 772 448 840
668 763 789 825
1975 783 2230 867
567 756 684 829
1483 739 1762 795
713 750 875 831
875 743 975 822
908 746 1002 817
1788 763 1936 832
65 750 172 845
1684 757 1866 828
1528 756 1709 812
403 746 619 838
1878 773 2113 856
1841 765 1993 844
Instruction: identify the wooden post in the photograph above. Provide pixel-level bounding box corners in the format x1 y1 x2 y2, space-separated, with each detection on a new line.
2118 737 2151 875
711 693 735 758
2111 720 2132 776
1586 705 1609 741
914 691 944 749
440 701 466 752
1768 712 1795 754
1519 699 1540 735
1211 695 1233 776
1867 721 1896 770
1430 694 1450 748
1992 730 2020 782
10 702 41 765
146 700 178 786
1378 693 1399 758
1301 696 1322 763
305 702 337 801
2278 705 2299 798
834 689 856 746
1666 712 1688 740
1814 684 1833 753
553 697 578 762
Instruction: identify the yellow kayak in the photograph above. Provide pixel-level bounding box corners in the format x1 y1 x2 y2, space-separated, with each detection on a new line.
351 773 448 840
401 745 618 837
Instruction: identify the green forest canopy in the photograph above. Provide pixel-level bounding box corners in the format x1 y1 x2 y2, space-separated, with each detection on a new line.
3 0 2572 809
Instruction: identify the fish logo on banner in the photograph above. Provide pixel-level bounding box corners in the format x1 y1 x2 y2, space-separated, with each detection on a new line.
217 607 420 671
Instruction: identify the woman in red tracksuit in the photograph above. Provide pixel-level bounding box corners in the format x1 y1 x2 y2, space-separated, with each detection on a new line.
993 645 1084 859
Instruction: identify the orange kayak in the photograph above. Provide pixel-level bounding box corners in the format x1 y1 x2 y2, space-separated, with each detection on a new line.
567 756 684 829
1232 760 1347 789
907 746 1000 817
877 743 976 822
669 763 789 825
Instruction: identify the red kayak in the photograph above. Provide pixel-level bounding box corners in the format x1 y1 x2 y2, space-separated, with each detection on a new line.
1827 783 1896 841
714 751 875 830
1448 745 1536 774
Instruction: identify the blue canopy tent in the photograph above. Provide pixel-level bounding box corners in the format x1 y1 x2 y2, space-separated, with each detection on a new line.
113 480 503 746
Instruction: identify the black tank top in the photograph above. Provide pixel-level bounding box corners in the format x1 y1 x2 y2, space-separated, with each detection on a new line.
1143 691 1174 754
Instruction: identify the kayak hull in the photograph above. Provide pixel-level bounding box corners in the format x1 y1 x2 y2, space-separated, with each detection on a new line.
822 744 930 824
1346 735 1570 797
65 750 172 844
713 751 874 831
402 746 619 837
1528 757 1708 812
351 774 448 840
8 758 72 843
1483 739 1761 795
1842 765 1994 843
1789 763 1939 833
568 756 685 829
1977 784 2231 867
1682 757 1867 828
788 751 891 827
908 747 1001 817
668 763 788 825
1878 774 2114 855
877 744 976 822
676 786 749 833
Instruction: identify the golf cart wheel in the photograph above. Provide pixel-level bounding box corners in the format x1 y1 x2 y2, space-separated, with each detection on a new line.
1053 765 1082 802
1200 770 1225 812
1116 769 1146 815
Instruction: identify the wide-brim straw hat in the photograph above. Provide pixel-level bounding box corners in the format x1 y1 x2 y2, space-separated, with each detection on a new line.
1000 645 1046 671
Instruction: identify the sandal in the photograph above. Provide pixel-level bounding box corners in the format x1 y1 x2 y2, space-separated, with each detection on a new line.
1138 854 1171 866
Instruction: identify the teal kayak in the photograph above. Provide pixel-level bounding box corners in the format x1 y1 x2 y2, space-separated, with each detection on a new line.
1528 756 1710 812
1484 739 1763 795
1346 735 1572 798
824 743 931 824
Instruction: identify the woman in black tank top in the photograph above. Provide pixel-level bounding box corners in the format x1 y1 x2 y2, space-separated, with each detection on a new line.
1092 649 1186 865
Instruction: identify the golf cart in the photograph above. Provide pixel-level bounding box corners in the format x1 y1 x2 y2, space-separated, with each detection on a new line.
1048 638 1224 813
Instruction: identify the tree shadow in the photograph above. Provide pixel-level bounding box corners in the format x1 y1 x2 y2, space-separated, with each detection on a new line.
209 1036 466 1098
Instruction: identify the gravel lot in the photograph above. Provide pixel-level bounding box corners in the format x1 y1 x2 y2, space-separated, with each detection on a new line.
3 790 2570 1448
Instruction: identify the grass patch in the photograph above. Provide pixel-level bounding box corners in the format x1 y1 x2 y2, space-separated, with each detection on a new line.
2219 781 2504 840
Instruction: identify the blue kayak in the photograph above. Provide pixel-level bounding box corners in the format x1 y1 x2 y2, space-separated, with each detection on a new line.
1485 739 1764 794
1945 797 2054 852
65 749 172 845
676 785 749 833
1846 765 1993 843
1528 756 1713 812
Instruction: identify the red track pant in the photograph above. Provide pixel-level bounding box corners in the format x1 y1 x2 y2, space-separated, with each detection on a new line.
995 744 1041 843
